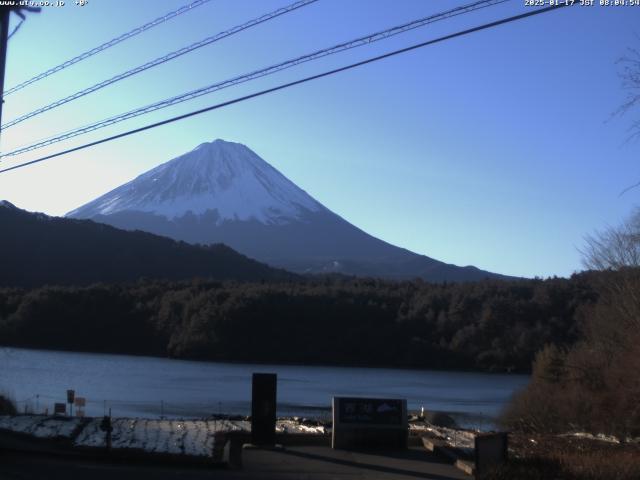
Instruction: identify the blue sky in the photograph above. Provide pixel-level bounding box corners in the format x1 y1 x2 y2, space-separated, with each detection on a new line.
0 0 638 278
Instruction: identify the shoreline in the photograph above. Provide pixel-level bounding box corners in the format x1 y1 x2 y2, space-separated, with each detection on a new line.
0 344 533 376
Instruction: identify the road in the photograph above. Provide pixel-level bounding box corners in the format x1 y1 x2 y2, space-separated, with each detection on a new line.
0 446 468 480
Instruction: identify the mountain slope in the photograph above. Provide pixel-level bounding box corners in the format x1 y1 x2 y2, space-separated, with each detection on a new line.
0 201 294 287
67 140 322 224
68 139 509 282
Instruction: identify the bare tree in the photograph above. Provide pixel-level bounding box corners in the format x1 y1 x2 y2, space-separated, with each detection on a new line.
581 208 640 270
615 46 640 141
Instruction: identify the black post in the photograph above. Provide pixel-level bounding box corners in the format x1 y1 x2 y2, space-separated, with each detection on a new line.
475 432 508 479
251 373 277 446
100 409 113 451
0 7 10 132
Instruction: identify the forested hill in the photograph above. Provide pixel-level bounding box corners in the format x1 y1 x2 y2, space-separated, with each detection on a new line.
0 201 294 287
0 271 607 373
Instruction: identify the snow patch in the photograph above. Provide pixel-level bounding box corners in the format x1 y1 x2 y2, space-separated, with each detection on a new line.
1 416 328 458
560 432 622 444
0 415 82 438
73 418 251 457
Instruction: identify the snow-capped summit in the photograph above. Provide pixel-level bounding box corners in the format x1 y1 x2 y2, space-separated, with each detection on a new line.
68 139 508 282
67 139 322 225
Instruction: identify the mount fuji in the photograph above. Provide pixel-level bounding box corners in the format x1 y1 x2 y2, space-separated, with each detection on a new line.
67 139 506 281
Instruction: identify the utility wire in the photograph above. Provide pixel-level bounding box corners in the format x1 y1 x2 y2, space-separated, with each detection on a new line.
1 0 318 130
1 0 509 157
3 0 214 97
0 3 574 175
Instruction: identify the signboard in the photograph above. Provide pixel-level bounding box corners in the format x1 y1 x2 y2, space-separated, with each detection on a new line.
54 403 66 415
74 397 86 407
475 432 508 478
66 390 75 404
332 397 407 450
337 398 404 425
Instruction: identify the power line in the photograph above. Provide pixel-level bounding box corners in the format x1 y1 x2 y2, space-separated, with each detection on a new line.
0 3 574 175
1 0 509 157
0 6 40 141
2 0 214 97
1 0 318 131
0 6 41 144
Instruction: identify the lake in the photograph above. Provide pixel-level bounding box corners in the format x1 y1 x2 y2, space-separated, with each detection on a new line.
0 347 529 428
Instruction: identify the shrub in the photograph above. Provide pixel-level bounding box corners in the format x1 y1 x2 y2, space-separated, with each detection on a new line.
500 270 640 438
0 394 17 415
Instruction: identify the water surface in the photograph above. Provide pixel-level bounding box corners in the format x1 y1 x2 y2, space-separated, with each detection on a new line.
0 347 529 428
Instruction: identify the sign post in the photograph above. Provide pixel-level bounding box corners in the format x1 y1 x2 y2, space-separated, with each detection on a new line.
332 397 408 450
251 373 277 446
66 390 75 417
74 397 86 417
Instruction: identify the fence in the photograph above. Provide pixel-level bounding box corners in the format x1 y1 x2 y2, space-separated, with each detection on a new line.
10 393 332 421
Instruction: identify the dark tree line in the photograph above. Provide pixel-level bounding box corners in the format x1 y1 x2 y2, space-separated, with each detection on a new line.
0 271 605 373
0 202 294 288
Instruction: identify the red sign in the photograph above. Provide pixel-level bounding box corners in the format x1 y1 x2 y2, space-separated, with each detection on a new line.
54 403 66 415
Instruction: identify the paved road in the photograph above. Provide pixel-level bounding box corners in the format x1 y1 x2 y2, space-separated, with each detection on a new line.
240 445 468 479
0 447 467 480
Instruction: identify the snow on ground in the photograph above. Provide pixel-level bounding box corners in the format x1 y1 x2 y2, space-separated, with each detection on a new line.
561 432 620 444
277 419 326 434
9 415 633 462
30 417 83 438
0 415 82 438
74 418 102 447
183 420 209 457
0 415 40 435
421 423 478 450
73 418 253 457
560 432 640 444
1 415 329 458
